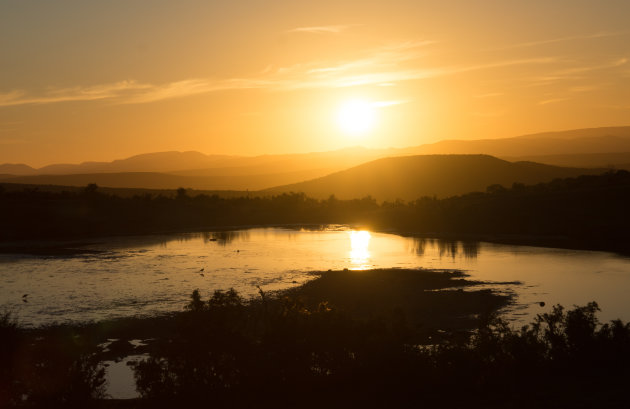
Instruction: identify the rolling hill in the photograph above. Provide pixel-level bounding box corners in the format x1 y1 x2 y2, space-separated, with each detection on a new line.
262 155 607 201
499 152 630 170
0 148 389 177
0 168 333 191
404 126 630 158
1 126 629 191
0 148 391 190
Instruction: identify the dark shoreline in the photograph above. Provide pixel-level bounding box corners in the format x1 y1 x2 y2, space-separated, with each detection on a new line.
7 268 512 404
3 170 630 256
6 269 630 408
20 267 512 337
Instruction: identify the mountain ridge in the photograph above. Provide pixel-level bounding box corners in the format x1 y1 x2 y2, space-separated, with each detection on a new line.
3 126 629 176
262 154 607 201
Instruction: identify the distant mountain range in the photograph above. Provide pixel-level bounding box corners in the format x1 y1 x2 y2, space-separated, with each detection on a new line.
0 126 627 192
262 155 606 201
0 148 387 176
407 126 630 159
0 148 389 190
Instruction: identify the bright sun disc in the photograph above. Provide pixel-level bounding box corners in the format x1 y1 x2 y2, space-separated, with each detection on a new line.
337 99 376 135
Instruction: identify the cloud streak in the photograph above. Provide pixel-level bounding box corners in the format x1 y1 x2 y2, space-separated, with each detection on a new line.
518 57 627 87
539 98 568 105
372 100 409 108
286 25 356 34
0 42 560 107
474 92 504 98
471 110 506 117
490 31 624 51
0 81 149 107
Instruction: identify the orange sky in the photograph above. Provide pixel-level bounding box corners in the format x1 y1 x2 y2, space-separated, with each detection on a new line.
1 0 629 167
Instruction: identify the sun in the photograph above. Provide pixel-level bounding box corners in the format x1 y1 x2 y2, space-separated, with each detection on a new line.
337 99 376 136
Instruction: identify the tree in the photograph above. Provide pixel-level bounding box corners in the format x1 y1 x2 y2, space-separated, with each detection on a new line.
176 187 188 200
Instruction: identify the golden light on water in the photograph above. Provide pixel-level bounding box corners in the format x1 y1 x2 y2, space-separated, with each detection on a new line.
349 230 371 268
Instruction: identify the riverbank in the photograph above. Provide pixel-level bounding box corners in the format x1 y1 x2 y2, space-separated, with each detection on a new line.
3 170 630 255
31 268 512 354
2 268 511 407
5 268 630 409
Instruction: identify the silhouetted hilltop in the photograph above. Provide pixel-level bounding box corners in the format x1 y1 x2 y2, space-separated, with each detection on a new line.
263 154 605 201
0 169 332 191
0 163 37 175
405 126 630 158
512 126 630 140
33 151 224 175
0 147 387 177
500 152 630 170
0 182 247 198
2 126 629 189
0 148 389 190
170 147 385 177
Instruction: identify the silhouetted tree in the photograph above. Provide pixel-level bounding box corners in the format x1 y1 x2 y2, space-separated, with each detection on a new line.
83 183 99 195
176 187 187 200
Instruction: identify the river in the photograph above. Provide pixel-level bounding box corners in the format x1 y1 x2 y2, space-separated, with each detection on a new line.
2 226 630 327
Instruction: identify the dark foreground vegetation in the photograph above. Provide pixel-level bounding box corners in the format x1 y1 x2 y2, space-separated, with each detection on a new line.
2 169 630 253
2 269 630 408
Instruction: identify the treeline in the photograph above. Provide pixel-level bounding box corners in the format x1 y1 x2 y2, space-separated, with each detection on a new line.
3 290 630 408
1 170 630 251
0 184 378 240
379 169 630 251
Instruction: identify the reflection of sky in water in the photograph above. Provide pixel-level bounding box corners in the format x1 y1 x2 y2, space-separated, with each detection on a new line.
2 226 630 327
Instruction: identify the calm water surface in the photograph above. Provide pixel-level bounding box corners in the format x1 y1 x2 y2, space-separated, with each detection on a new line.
2 226 630 327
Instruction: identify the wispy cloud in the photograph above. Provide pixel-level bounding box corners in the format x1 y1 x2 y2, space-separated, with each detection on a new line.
265 53 551 91
121 78 272 104
0 120 22 130
286 25 356 34
0 41 560 107
539 98 568 105
568 85 601 93
522 57 628 86
372 100 409 108
474 92 504 98
490 31 624 51
601 102 630 110
554 58 627 76
0 137 29 144
471 110 506 117
0 81 149 107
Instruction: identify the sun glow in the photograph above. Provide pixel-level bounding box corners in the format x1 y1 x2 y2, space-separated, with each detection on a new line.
349 230 372 268
337 99 376 136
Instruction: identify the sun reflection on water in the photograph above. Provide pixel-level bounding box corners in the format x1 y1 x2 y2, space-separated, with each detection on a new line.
349 230 371 269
